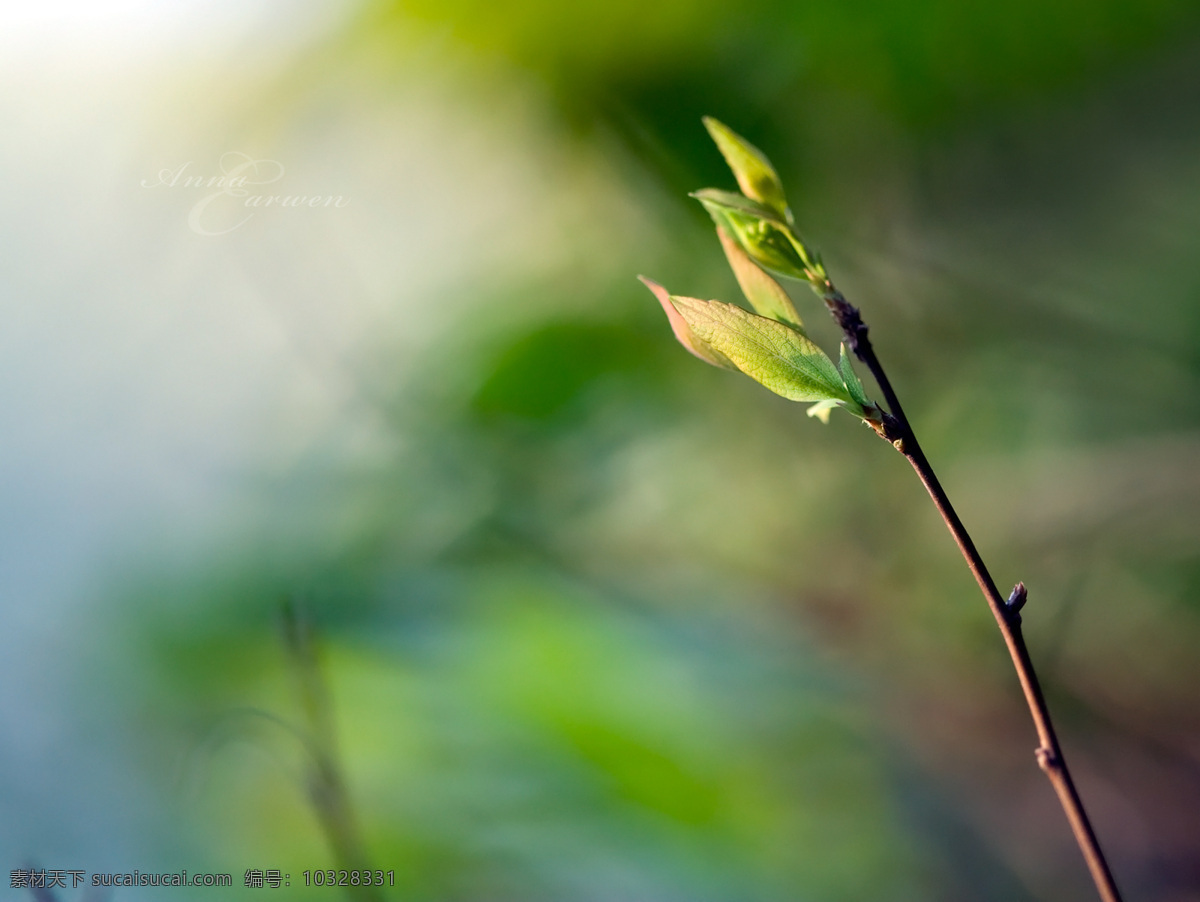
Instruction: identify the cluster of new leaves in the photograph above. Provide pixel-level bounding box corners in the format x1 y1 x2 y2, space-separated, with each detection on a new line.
642 118 881 426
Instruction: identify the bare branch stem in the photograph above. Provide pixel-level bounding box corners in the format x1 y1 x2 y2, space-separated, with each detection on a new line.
821 285 1123 902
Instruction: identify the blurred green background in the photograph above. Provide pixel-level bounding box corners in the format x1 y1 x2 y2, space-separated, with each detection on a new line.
3 0 1200 900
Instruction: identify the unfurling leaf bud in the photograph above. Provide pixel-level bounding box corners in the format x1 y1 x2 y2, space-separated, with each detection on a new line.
691 189 822 285
639 118 885 428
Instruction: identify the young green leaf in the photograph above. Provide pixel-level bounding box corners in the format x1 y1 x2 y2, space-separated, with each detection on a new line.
839 343 869 408
692 188 784 225
669 294 860 407
805 399 841 423
638 276 737 370
702 117 791 224
717 227 802 329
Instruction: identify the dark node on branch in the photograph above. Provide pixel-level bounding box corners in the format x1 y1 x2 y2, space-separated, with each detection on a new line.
824 291 868 353
865 408 906 451
879 412 904 444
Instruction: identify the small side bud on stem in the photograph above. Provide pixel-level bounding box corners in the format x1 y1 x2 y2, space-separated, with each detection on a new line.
1006 582 1029 621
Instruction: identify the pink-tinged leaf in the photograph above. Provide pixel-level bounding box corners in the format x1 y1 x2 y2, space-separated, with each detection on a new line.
638 276 736 370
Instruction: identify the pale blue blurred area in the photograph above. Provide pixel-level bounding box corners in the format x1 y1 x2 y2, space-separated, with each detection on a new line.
0 0 356 865
0 0 477 865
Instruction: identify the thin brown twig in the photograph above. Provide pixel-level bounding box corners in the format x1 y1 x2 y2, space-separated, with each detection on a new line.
820 284 1123 902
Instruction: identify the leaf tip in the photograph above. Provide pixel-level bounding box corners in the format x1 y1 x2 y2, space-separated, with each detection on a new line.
638 274 674 310
639 277 735 370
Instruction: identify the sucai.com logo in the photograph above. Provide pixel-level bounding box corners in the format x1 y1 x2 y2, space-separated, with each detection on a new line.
141 152 349 235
